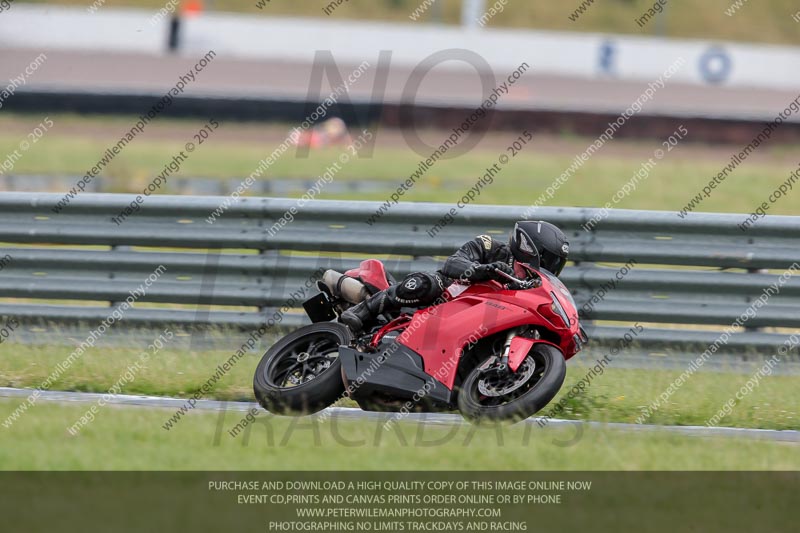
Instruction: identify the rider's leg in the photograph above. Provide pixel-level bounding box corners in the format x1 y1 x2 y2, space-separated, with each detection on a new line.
340 272 446 333
338 290 392 333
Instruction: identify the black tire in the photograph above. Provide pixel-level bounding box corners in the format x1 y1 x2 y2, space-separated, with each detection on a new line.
253 322 351 415
457 343 566 423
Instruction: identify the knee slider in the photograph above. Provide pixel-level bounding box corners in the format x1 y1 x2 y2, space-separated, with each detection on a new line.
395 273 432 303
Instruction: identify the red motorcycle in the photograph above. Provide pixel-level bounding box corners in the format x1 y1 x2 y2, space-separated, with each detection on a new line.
254 259 587 423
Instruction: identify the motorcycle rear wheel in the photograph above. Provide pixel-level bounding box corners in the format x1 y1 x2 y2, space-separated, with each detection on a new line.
253 322 351 415
457 343 566 423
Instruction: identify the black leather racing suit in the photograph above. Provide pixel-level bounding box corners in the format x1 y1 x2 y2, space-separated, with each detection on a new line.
368 234 514 316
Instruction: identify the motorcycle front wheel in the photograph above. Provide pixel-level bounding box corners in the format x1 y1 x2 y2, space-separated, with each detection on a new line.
457 343 566 423
253 322 352 415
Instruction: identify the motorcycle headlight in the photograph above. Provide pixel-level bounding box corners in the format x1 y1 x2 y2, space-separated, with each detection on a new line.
550 291 572 327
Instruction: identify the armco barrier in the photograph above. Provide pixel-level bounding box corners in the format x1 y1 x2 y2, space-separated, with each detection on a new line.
0 192 798 356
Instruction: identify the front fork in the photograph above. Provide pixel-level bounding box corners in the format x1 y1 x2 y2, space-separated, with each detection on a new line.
499 329 518 368
479 327 537 372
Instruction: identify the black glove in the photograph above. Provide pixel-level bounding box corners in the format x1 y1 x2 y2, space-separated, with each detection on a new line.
468 261 513 282
488 261 513 279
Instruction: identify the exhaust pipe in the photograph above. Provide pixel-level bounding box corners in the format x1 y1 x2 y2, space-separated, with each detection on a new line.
322 270 368 304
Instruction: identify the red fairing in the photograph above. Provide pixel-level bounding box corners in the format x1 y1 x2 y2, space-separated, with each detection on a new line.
507 336 536 372
370 318 411 349
345 259 391 292
394 271 582 390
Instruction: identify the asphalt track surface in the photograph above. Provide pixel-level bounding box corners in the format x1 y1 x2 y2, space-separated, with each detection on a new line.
2 386 798 443
2 48 798 122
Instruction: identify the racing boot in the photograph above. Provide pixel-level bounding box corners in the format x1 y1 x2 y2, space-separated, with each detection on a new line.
339 291 390 333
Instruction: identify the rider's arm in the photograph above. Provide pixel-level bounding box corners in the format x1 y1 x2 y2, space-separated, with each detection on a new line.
440 235 504 281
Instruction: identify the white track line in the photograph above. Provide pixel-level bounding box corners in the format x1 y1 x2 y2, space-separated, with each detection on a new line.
1 387 797 442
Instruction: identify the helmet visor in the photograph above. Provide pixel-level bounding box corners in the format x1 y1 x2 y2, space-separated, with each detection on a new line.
540 249 567 276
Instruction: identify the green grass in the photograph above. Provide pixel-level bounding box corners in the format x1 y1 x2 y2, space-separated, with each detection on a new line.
1 400 798 470
0 341 262 402
2 113 798 215
2 342 797 430
2 113 798 471
19 0 800 45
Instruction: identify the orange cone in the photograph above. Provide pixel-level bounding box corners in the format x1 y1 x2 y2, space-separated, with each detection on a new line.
182 0 204 17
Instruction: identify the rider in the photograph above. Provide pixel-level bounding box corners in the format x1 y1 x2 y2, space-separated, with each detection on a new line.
340 220 569 333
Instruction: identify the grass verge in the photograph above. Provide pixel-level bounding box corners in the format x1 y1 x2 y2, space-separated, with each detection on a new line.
1 113 798 215
0 400 798 470
1 342 797 430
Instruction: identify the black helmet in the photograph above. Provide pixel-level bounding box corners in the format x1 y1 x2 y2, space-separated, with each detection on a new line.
509 221 569 276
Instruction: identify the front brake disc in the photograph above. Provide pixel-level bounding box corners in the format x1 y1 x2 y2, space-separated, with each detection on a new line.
477 358 536 397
